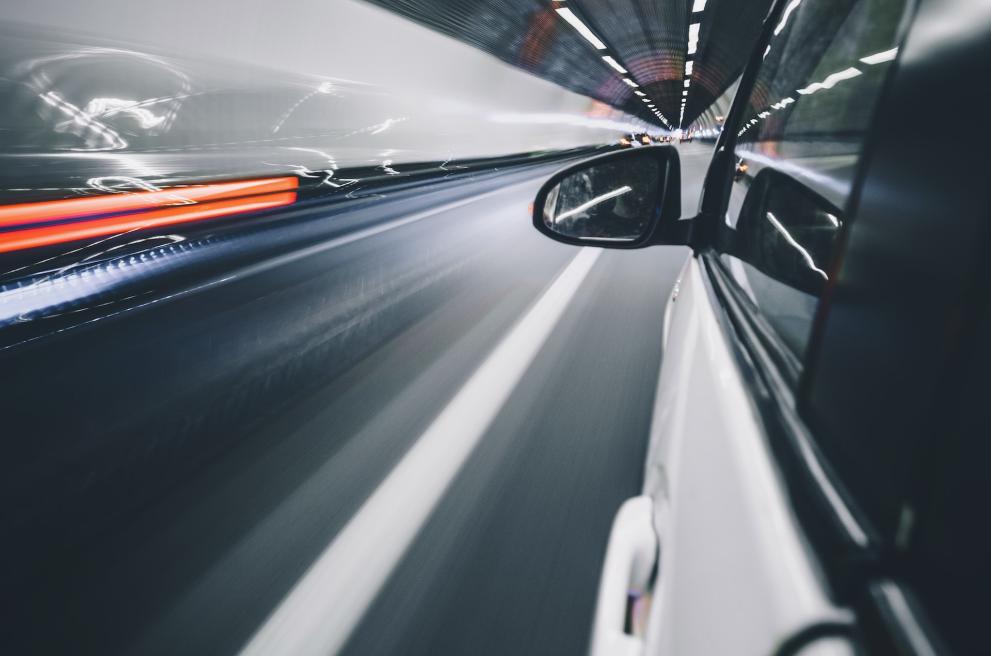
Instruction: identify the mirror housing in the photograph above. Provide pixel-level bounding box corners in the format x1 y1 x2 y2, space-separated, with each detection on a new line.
532 147 684 249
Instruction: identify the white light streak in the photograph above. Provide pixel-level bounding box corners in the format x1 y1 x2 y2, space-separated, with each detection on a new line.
556 8 607 50
488 111 649 134
796 67 861 95
554 186 633 223
766 211 828 280
602 55 628 73
82 97 166 129
40 91 127 151
370 118 397 134
860 48 898 65
774 0 803 35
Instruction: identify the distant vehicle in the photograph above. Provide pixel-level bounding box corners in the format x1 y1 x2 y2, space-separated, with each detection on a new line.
533 0 988 653
679 132 693 143
619 133 648 148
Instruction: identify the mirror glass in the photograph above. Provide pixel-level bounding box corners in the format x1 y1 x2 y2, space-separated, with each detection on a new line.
733 170 843 297
541 153 662 242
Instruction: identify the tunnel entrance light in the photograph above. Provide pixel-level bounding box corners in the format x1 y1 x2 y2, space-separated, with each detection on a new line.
555 7 607 50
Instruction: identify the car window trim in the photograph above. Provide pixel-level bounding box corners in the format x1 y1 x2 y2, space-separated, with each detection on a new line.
698 249 879 600
858 580 945 656
708 250 805 386
692 0 791 249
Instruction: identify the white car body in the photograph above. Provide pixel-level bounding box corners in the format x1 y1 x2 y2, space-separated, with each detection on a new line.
591 255 852 656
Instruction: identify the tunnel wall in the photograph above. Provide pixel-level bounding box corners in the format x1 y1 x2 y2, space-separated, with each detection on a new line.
0 0 654 196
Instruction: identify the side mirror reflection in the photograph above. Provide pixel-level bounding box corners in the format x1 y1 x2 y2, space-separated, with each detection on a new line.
532 147 681 248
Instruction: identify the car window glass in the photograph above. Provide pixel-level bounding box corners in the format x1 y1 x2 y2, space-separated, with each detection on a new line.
719 0 907 360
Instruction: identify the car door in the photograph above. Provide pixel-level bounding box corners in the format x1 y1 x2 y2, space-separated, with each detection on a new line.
628 0 915 653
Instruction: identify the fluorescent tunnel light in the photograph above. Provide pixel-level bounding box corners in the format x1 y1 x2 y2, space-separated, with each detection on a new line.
556 8 607 50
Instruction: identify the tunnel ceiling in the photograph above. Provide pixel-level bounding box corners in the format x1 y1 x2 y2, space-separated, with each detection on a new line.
364 0 773 130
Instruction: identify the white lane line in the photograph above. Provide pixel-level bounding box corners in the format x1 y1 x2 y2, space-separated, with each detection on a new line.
240 246 602 656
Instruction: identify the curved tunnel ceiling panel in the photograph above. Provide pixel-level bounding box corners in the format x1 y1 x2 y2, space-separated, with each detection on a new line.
364 0 773 128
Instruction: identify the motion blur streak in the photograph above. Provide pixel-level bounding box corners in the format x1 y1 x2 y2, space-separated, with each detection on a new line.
0 176 298 228
0 146 709 655
242 248 601 656
0 185 297 253
0 0 650 199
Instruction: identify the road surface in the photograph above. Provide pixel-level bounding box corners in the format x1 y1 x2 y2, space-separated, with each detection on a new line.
2 143 713 655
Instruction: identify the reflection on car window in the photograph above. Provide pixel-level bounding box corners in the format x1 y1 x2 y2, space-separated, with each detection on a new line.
720 0 907 360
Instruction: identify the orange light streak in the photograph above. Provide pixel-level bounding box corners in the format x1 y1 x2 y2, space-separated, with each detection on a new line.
0 177 298 229
0 189 297 253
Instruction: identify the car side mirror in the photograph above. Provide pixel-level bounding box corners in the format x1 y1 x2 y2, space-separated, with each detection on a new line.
532 147 682 249
732 168 844 296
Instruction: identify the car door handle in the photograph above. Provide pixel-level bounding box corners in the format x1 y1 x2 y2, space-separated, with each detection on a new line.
771 620 857 656
589 496 659 656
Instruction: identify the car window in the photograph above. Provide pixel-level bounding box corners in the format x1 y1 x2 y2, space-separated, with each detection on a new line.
718 0 907 360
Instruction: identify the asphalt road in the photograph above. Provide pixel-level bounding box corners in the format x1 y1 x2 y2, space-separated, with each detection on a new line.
2 143 713 655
